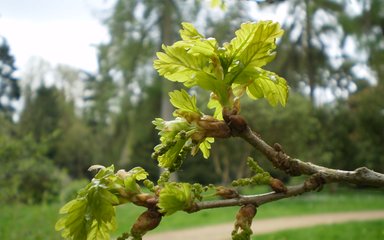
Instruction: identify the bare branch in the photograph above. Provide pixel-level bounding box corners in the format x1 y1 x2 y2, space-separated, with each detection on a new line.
186 122 384 214
190 174 323 212
239 126 384 187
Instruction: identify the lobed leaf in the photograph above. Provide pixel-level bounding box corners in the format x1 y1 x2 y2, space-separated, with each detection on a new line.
154 45 216 87
55 198 88 240
207 97 224 120
225 21 284 85
129 167 149 181
56 165 148 240
158 139 188 169
169 89 202 121
154 23 229 105
198 137 215 159
179 22 204 40
158 182 193 215
228 21 284 63
153 117 194 142
245 68 288 106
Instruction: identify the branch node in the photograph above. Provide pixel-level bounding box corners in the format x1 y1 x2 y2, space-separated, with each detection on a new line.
355 167 370 176
305 174 326 192
273 142 283 152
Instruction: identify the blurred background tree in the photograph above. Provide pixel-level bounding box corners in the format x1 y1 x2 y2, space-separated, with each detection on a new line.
0 37 20 120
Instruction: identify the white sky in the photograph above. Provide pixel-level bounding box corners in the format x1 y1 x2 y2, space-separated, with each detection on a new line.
0 0 114 74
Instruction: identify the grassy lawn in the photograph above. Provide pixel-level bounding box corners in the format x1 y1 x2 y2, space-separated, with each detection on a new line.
0 204 61 240
253 220 384 240
0 187 383 239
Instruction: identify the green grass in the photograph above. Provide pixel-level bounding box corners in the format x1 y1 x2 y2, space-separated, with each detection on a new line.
253 220 384 240
0 204 61 240
0 187 383 239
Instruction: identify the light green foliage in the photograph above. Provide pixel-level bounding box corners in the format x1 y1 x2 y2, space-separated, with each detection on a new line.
153 20 287 174
152 117 194 170
169 89 215 159
154 21 288 113
152 90 215 170
169 89 202 121
158 182 193 216
199 137 214 159
55 165 149 240
245 69 288 106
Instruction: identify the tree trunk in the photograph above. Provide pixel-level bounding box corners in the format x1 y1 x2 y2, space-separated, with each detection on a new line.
159 0 178 181
304 0 316 104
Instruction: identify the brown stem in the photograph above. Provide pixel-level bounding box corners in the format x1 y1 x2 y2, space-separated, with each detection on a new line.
204 118 384 187
189 174 324 213
239 126 384 187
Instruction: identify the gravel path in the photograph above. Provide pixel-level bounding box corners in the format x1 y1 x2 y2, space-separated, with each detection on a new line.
145 210 384 240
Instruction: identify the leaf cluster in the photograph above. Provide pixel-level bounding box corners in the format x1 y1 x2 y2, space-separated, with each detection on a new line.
152 21 287 172
154 21 288 119
55 165 149 240
152 89 215 171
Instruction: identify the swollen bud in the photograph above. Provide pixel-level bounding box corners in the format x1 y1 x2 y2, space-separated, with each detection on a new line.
269 178 287 193
130 209 162 238
216 186 240 199
131 193 157 208
232 204 257 237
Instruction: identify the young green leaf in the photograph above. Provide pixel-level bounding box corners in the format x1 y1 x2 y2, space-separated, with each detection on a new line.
225 21 284 84
56 165 149 240
154 22 230 106
114 167 150 201
227 21 284 65
154 45 216 87
56 187 117 240
158 182 193 215
198 137 214 159
157 138 188 169
179 22 204 40
153 116 216 169
169 89 202 121
207 97 224 120
153 117 194 141
245 68 288 106
55 198 88 240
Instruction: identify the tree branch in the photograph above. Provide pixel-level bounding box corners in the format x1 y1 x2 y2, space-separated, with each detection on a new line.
187 124 384 213
190 174 323 212
238 125 384 187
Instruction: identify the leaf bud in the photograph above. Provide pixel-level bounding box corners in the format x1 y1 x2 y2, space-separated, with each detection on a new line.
269 178 287 193
130 209 162 238
273 142 283 152
233 204 257 234
131 193 157 207
143 179 155 192
216 186 240 199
